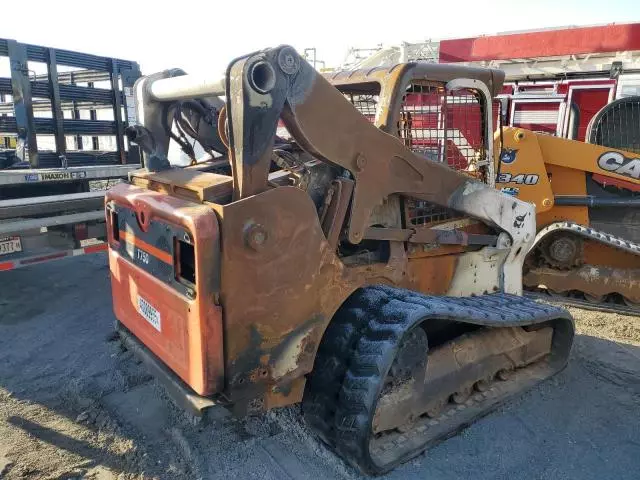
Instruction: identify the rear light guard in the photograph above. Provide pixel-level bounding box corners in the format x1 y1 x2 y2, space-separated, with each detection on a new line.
174 234 196 289
107 203 120 245
110 204 197 298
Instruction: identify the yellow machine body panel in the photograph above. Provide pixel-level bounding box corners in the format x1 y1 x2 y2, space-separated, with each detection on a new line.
493 127 640 305
495 127 640 220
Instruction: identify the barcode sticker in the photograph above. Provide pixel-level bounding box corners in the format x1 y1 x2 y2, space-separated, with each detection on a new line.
137 295 161 332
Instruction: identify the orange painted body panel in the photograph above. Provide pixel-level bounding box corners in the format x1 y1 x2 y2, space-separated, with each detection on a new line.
106 183 224 396
583 240 640 268
494 129 554 212
494 128 632 228
536 164 589 228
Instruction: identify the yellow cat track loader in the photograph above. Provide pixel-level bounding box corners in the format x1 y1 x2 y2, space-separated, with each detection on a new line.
494 97 640 313
106 47 573 475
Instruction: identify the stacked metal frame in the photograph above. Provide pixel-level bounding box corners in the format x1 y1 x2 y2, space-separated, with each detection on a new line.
0 38 140 169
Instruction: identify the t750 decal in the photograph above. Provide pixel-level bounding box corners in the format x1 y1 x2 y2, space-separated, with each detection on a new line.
598 152 640 179
496 173 539 185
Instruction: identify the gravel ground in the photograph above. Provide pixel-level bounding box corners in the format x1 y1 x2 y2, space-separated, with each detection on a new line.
1 253 639 479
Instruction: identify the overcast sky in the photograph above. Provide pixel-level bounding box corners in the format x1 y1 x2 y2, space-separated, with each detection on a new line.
3 0 639 75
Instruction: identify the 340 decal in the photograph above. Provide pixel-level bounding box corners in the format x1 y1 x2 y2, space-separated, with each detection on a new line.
496 173 539 185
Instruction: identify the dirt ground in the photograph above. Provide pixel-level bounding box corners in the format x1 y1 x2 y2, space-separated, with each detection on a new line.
1 253 639 480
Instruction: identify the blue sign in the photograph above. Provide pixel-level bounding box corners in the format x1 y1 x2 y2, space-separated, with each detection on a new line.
500 187 520 197
500 149 518 164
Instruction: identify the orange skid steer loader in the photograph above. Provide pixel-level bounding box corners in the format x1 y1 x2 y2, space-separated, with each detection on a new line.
106 46 573 474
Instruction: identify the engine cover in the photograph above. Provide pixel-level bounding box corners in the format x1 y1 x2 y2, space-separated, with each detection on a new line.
106 183 224 396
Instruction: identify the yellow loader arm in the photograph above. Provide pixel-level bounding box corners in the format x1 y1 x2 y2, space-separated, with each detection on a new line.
494 127 640 213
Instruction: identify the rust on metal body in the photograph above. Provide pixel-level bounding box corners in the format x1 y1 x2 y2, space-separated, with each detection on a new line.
282 65 473 244
525 265 640 303
115 45 533 412
325 63 504 134
320 178 354 248
193 59 506 404
210 186 410 403
372 326 554 434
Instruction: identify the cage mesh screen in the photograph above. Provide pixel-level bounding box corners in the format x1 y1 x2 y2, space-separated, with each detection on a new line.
344 93 379 122
332 81 489 227
400 84 486 226
405 198 461 226
587 96 640 154
398 84 486 173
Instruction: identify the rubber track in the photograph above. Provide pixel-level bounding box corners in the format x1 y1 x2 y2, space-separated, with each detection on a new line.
532 221 640 257
311 285 573 475
301 291 389 446
529 221 640 312
525 290 640 317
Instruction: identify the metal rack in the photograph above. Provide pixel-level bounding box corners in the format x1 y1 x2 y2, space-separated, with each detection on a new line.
0 38 141 172
0 39 142 270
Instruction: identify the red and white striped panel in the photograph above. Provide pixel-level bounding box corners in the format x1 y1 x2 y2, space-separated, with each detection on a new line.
0 243 107 271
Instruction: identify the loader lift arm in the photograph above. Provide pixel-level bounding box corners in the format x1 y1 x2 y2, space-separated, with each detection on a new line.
135 45 536 291
222 46 535 282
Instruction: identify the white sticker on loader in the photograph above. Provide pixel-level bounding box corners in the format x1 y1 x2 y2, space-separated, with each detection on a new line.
137 295 161 332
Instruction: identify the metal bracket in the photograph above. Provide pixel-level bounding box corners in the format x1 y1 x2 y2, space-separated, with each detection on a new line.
7 40 38 167
364 226 497 246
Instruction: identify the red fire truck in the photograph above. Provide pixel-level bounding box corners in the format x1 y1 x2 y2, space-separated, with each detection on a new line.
438 23 640 142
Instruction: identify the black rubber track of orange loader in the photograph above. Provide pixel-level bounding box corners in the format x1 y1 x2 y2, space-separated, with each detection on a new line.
330 285 574 475
301 290 389 446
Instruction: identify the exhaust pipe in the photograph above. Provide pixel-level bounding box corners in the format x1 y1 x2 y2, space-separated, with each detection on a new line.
149 74 226 102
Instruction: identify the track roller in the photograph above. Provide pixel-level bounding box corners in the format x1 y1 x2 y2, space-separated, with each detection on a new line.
547 289 569 298
584 293 606 303
474 377 492 392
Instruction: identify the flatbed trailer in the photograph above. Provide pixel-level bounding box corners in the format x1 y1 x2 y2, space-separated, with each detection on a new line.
0 38 141 270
